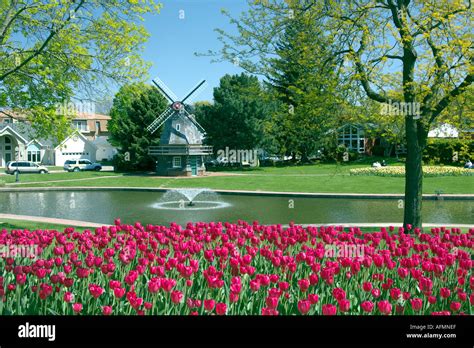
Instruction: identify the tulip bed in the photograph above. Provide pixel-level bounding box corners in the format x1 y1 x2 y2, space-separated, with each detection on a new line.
350 166 473 177
0 220 473 316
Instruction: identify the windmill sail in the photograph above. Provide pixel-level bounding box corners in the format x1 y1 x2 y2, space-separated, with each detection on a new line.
181 80 207 104
146 107 175 134
152 77 179 102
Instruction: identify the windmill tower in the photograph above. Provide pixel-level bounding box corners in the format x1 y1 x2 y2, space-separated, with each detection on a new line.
147 77 212 176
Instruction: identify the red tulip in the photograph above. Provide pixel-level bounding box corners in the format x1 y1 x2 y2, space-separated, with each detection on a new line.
361 301 374 313
265 296 278 309
308 294 319 305
362 282 372 292
204 299 215 312
64 292 74 303
390 288 401 301
215 303 227 315
377 300 392 315
261 307 279 316
102 306 112 315
322 304 337 316
171 290 183 304
298 279 310 292
72 303 83 313
410 298 423 312
440 288 451 299
449 301 461 312
298 300 311 315
338 299 350 312
113 287 126 298
371 288 381 298
332 288 346 301
88 284 104 299
397 267 408 279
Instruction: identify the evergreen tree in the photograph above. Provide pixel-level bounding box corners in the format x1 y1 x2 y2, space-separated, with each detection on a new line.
196 73 273 152
265 11 343 162
109 83 168 171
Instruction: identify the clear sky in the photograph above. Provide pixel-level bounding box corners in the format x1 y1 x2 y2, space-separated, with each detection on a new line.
142 0 249 102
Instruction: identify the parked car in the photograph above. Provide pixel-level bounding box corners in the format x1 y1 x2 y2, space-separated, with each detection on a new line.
5 161 49 175
64 159 102 172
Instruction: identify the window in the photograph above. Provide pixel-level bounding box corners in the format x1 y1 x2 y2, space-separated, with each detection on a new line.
4 136 11 151
173 156 181 168
27 151 41 163
338 125 365 153
4 119 11 123
176 124 181 131
79 160 91 165
27 143 41 163
72 120 88 132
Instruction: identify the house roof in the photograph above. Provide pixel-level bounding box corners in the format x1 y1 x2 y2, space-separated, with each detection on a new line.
91 136 114 147
0 122 54 147
54 131 96 150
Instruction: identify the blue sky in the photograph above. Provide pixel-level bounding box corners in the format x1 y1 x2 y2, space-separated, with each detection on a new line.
142 0 249 102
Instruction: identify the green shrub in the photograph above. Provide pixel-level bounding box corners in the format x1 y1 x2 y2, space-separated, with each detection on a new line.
423 139 473 165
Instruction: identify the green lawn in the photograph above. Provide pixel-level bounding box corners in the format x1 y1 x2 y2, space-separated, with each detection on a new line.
0 219 92 231
0 171 118 184
2 163 472 194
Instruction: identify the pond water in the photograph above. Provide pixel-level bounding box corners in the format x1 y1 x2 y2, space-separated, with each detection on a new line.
0 190 472 226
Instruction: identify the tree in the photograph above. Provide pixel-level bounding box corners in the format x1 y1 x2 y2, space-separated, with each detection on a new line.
195 73 273 152
265 11 345 161
0 0 161 141
213 0 473 227
108 83 168 171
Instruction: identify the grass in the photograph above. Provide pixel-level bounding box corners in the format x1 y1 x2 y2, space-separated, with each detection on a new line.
0 219 92 232
0 171 118 184
2 162 472 194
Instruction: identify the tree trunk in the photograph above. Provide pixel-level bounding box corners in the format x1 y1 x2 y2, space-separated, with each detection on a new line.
403 117 426 228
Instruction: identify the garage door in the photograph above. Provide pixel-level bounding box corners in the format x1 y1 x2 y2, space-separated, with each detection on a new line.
56 151 92 166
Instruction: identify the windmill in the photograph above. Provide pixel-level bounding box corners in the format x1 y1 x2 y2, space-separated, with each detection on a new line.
147 77 213 176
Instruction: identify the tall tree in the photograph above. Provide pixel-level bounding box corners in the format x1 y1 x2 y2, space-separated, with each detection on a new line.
0 0 161 141
195 73 272 152
265 11 344 161
213 0 473 227
109 83 168 171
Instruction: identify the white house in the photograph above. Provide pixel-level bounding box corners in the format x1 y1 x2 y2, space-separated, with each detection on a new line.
0 121 101 167
92 136 118 161
0 123 54 167
428 123 459 138
54 132 97 166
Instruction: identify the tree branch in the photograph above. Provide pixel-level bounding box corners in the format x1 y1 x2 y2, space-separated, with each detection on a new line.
429 68 473 123
0 0 86 82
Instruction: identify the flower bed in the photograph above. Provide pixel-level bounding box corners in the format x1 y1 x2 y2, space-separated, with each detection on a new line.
350 166 473 177
0 220 473 315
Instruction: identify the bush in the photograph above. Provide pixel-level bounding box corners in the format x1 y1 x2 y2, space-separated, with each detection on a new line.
0 180 5 187
423 139 474 165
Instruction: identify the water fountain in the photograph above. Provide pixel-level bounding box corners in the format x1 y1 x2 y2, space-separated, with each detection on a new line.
151 188 231 210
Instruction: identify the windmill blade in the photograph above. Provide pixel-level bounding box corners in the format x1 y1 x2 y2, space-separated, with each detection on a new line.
152 77 178 103
182 108 206 134
146 107 175 134
181 80 207 104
